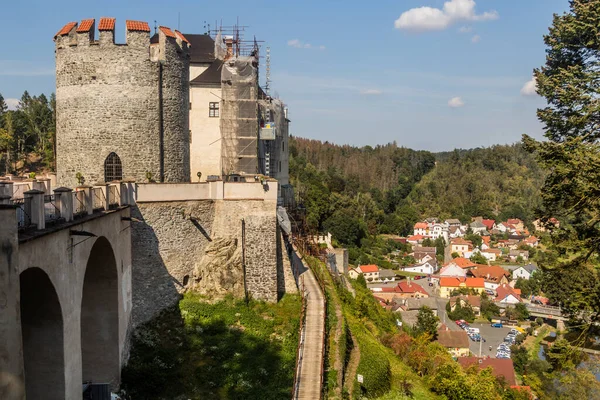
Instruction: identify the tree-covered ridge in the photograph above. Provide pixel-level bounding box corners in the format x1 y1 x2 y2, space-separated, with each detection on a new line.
290 137 544 245
408 144 546 224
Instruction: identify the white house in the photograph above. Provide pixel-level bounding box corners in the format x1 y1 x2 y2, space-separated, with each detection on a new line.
495 284 522 305
401 260 437 275
438 264 467 278
512 264 538 280
469 220 487 235
348 264 380 281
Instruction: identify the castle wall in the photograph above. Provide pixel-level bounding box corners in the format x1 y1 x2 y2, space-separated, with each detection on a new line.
55 20 189 187
131 193 281 327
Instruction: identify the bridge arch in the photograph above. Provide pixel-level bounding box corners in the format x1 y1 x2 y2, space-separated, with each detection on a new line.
81 236 120 386
20 267 65 399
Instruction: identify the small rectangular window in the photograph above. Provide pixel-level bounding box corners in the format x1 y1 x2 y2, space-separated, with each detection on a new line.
189 102 192 110
209 102 219 117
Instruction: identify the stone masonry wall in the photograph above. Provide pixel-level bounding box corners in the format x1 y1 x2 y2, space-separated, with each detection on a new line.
131 201 215 327
55 23 189 187
131 198 281 327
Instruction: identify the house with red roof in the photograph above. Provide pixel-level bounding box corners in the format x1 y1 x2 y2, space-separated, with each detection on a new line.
457 357 517 386
450 238 473 257
348 264 380 281
448 257 476 270
468 265 510 290
495 284 522 305
413 222 428 236
407 235 425 245
371 280 429 300
482 219 496 231
437 326 470 358
439 277 485 298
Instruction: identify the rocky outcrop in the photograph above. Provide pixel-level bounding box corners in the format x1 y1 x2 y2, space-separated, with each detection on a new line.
192 237 245 299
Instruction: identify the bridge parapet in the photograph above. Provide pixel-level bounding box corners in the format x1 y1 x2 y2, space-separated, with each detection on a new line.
10 182 134 232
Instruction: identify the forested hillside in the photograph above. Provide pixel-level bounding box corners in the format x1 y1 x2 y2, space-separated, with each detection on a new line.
289 137 544 243
408 145 545 223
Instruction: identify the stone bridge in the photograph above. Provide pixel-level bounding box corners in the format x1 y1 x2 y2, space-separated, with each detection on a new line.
0 183 134 400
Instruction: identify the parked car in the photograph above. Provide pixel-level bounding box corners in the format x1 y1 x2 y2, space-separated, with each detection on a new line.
491 322 503 328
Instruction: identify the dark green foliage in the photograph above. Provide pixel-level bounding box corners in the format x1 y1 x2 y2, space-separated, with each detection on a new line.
121 294 301 400
514 274 542 297
323 208 367 246
522 0 600 324
408 144 544 223
480 295 501 321
447 301 475 323
504 304 529 322
545 338 585 372
510 345 529 375
0 91 56 174
414 306 439 340
469 252 488 265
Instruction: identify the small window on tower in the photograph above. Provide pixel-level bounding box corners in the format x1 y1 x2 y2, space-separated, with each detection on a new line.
209 102 219 117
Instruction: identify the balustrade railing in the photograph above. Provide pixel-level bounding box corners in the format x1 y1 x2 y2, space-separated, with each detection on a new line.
44 194 62 224
9 183 132 232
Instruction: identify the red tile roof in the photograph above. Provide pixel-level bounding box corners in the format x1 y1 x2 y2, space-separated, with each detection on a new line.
359 264 379 273
159 26 177 38
55 22 77 37
482 219 495 230
396 281 428 295
407 235 425 241
98 17 116 31
469 265 509 282
457 357 517 386
482 236 491 245
440 277 485 288
126 20 150 32
451 238 472 246
495 284 521 302
414 222 428 229
507 219 523 226
450 257 476 269
174 30 190 44
76 19 94 33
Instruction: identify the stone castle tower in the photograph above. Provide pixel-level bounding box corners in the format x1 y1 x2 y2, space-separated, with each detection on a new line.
54 18 190 186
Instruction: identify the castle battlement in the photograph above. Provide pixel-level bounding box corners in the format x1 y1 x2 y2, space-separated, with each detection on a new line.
54 18 189 60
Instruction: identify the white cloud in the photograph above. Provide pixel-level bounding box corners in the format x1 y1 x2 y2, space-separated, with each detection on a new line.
288 39 325 50
520 77 538 96
471 34 481 43
394 0 498 32
458 26 472 33
448 96 465 107
360 89 383 95
5 98 19 110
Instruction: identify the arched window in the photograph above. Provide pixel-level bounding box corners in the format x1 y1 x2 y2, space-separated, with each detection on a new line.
104 152 122 182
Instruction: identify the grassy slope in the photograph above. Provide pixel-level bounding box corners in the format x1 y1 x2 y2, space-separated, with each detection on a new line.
121 294 301 400
305 256 440 400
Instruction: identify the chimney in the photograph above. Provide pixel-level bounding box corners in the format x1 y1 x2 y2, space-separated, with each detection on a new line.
224 36 234 60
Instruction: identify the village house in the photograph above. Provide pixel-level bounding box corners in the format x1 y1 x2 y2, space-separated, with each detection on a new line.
481 219 496 231
439 277 485 298
413 222 428 237
412 246 437 263
509 249 529 262
468 265 510 290
449 295 481 316
378 269 397 283
512 264 538 280
506 218 525 232
450 238 472 257
481 248 502 262
495 284 522 305
448 225 466 238
392 297 439 327
406 234 425 245
469 220 487 235
348 264 380 281
522 236 539 247
371 281 429 300
401 259 437 275
437 326 471 358
448 257 476 270
445 219 462 227
438 263 467 278
533 217 560 232
457 357 517 386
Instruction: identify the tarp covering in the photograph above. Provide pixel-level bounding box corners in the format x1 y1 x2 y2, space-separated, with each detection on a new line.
277 206 292 235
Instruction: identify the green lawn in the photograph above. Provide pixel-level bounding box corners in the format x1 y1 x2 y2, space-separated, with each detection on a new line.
121 293 301 400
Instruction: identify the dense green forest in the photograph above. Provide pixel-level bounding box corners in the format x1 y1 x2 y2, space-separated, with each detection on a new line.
290 137 544 245
0 91 56 175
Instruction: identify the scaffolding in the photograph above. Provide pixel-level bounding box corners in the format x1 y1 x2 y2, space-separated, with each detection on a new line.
220 56 259 175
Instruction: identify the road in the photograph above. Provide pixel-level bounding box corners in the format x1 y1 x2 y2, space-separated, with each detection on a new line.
294 262 325 400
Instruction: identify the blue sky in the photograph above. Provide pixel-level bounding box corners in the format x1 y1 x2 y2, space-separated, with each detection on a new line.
0 0 568 151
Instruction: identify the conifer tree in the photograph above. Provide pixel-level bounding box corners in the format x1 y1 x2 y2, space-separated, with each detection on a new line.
523 0 600 323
